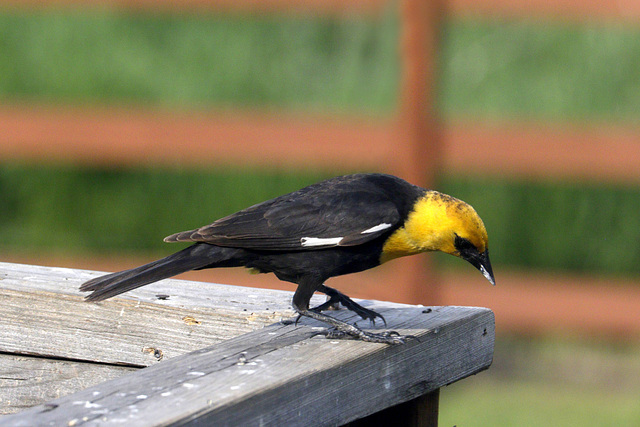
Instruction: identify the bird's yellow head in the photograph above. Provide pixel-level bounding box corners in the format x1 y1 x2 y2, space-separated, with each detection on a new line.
381 191 495 285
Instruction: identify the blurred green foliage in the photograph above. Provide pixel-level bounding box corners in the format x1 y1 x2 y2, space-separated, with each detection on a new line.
0 164 333 255
2 163 639 277
441 374 640 426
439 17 640 122
3 10 640 119
0 8 399 113
0 9 639 278
441 336 640 425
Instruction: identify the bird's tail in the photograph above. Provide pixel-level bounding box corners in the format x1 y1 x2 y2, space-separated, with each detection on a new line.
80 243 219 302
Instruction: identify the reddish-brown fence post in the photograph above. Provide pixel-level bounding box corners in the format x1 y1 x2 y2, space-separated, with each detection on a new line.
395 0 444 305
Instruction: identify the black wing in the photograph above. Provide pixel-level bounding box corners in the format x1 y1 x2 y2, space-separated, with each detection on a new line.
164 174 410 251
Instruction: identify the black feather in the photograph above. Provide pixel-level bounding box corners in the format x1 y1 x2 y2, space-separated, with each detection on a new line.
80 244 237 301
163 173 417 250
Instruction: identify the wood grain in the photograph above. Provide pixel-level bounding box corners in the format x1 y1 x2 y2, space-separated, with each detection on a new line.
0 261 325 367
0 355 135 415
0 262 494 423
0 261 325 414
2 304 494 426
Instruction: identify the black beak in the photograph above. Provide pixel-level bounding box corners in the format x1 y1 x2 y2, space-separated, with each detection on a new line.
466 249 495 286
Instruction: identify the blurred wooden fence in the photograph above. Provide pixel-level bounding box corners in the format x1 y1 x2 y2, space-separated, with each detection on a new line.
2 0 640 337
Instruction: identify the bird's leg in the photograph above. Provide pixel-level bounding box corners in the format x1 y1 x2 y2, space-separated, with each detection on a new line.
292 281 410 345
315 284 386 327
309 295 340 312
293 284 346 325
296 307 411 345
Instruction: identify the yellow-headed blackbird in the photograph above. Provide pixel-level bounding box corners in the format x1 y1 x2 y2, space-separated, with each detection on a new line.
80 173 494 344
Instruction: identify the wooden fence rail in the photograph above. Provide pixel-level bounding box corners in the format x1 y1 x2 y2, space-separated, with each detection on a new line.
6 0 640 20
3 105 639 183
0 262 494 424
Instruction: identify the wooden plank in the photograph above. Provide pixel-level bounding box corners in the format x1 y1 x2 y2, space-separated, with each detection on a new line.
440 269 640 340
0 261 328 414
2 104 639 183
1 305 494 426
449 0 640 21
0 104 399 173
0 262 325 367
397 0 443 185
0 355 135 415
5 0 640 19
393 0 443 307
9 254 640 339
0 287 259 367
0 261 321 314
444 121 640 183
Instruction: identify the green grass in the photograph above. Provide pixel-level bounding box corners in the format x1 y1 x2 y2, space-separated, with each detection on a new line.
440 378 640 427
439 17 640 123
0 8 399 114
1 10 640 121
440 336 640 426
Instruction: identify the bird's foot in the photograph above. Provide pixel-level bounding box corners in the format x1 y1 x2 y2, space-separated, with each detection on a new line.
321 328 416 345
294 306 414 345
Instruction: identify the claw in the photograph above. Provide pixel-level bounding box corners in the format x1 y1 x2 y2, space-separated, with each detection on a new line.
373 313 387 328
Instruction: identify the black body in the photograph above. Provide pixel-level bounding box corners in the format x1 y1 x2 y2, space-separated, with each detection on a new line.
80 174 457 344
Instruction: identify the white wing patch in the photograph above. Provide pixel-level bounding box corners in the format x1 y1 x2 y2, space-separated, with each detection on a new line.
360 223 393 234
300 236 343 247
300 223 392 247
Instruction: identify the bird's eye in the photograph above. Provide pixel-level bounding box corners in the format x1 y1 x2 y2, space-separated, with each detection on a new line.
454 234 476 255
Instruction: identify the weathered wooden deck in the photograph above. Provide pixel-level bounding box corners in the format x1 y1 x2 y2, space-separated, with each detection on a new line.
0 262 494 425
